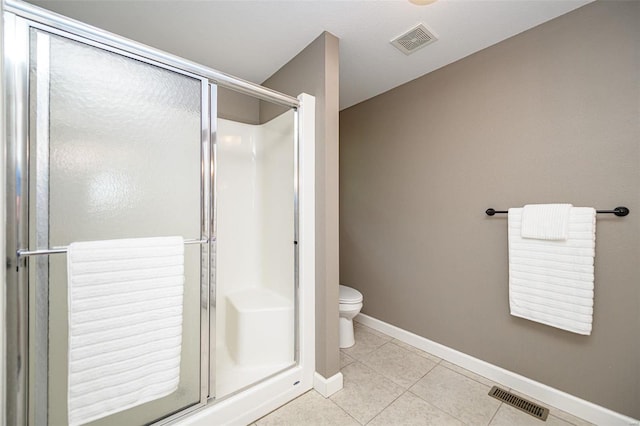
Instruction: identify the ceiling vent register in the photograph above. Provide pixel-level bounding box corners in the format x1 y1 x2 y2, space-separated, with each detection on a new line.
390 23 437 55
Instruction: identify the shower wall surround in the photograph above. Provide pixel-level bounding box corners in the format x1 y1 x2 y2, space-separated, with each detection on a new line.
215 112 296 398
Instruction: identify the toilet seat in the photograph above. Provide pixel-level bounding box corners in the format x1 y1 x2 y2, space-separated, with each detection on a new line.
339 285 363 304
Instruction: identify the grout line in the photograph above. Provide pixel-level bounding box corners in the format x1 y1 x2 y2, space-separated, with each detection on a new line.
438 361 495 389
363 386 410 425
369 324 493 389
486 402 503 426
356 316 614 426
405 358 438 392
387 339 443 364
403 368 473 425
368 331 497 426
406 387 472 426
359 340 440 390
333 360 387 425
351 322 559 426
339 357 419 425
328 393 362 425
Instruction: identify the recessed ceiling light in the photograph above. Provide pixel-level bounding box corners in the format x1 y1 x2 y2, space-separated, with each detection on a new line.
409 0 437 5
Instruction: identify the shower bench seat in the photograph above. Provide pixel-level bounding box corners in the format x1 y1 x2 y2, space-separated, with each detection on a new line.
226 288 294 366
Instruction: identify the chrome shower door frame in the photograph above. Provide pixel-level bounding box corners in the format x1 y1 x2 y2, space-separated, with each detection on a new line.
3 1 303 424
4 12 30 426
4 10 214 426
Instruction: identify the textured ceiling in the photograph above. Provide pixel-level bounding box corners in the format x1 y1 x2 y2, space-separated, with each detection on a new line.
28 0 593 109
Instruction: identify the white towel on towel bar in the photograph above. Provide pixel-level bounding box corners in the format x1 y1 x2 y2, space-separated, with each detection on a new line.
508 207 596 335
521 203 572 240
67 237 185 426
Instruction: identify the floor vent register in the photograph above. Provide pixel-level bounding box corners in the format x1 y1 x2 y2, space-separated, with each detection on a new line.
488 386 550 421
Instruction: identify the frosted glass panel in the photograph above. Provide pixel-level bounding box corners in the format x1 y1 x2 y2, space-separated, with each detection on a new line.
47 38 201 242
28 30 203 425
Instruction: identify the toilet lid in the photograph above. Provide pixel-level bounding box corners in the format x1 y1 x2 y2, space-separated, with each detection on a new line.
339 285 363 303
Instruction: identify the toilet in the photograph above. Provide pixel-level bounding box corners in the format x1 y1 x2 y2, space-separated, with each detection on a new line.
339 285 363 348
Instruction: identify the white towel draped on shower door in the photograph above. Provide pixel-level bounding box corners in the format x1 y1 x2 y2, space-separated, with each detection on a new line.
66 236 185 426
508 207 596 335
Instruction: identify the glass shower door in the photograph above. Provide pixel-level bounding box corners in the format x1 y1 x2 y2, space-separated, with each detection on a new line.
27 29 206 425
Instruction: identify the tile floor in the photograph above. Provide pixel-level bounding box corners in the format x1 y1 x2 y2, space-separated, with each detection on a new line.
255 321 595 426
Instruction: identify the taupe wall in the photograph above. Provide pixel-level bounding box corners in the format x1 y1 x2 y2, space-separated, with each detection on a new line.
262 32 341 379
340 1 639 418
218 87 260 125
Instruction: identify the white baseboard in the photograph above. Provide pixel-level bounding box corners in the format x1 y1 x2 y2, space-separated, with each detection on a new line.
313 371 343 398
356 314 639 426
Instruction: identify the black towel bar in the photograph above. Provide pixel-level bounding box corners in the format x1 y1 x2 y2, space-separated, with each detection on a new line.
485 207 630 217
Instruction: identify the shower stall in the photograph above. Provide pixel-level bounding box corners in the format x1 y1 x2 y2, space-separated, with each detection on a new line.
2 1 316 424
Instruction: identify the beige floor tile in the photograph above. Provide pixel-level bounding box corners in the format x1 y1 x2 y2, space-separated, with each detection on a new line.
489 404 573 426
340 351 356 369
410 365 501 425
261 324 599 426
440 360 498 388
353 322 392 340
368 391 464 426
256 390 358 426
330 362 404 424
390 338 442 364
341 325 391 360
361 341 437 388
